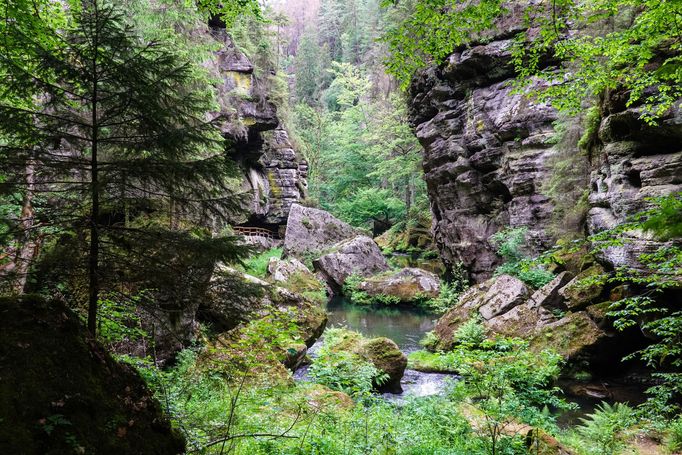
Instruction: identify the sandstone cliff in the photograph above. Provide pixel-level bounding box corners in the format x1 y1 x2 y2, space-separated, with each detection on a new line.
210 28 308 229
408 19 682 282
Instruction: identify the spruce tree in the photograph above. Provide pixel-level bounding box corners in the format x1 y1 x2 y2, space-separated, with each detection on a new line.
0 0 248 336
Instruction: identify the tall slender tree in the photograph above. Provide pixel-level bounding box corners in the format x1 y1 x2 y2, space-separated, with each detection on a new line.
0 0 247 336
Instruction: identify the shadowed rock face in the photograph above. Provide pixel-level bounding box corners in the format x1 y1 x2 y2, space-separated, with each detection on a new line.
0 296 185 455
408 7 682 282
408 36 560 283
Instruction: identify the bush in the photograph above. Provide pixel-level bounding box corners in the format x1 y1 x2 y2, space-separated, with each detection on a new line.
489 227 555 288
343 273 401 306
308 328 388 397
577 402 636 455
453 318 486 348
667 417 682 453
421 281 463 314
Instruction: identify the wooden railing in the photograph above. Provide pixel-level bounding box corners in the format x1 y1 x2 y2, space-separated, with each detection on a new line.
233 226 281 240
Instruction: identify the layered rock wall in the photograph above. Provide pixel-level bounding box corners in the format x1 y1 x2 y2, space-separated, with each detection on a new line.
409 21 682 282
210 29 307 228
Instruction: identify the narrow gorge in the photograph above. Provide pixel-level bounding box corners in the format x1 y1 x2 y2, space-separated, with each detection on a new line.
1 1 681 454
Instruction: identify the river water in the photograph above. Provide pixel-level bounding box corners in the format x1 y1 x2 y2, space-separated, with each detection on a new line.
294 297 456 400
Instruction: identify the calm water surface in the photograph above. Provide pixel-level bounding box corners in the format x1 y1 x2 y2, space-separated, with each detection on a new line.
326 297 437 353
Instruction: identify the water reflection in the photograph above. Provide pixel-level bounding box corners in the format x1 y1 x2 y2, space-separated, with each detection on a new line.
326 297 437 353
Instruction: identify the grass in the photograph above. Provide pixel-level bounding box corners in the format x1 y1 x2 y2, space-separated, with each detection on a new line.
242 247 282 278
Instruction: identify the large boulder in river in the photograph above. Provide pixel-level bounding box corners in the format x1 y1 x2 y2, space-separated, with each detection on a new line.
359 337 408 393
325 329 407 393
283 204 359 258
433 274 530 349
0 295 185 455
357 268 441 303
313 235 390 293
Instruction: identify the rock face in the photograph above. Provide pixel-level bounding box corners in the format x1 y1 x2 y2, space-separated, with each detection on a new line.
0 296 185 455
407 9 682 282
283 204 360 258
241 128 310 226
209 29 307 228
408 34 560 282
313 236 390 293
587 94 682 271
357 268 441 303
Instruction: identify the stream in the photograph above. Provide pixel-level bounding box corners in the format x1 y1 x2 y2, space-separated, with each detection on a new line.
294 297 456 400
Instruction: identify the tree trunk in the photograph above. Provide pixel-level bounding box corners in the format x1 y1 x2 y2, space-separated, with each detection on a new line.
88 22 100 337
12 160 37 293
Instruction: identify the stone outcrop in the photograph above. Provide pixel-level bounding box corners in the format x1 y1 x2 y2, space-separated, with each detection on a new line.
283 204 360 258
313 235 390 293
408 7 682 282
209 29 307 228
587 93 682 271
430 272 616 362
357 268 441 303
0 296 185 455
267 257 314 283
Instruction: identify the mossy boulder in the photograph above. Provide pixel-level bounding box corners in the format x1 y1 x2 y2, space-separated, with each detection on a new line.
558 265 606 311
359 337 408 393
202 266 327 347
357 267 440 304
325 329 407 393
530 312 608 360
0 296 185 455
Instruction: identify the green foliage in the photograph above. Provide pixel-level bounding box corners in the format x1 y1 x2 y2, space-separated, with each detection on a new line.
576 402 636 455
382 1 682 123
196 0 262 28
309 328 389 397
585 193 682 416
512 0 682 124
490 228 555 288
241 247 283 278
0 0 249 334
380 0 504 88
419 330 439 351
96 294 148 350
667 417 682 453
421 280 464 314
453 318 487 349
